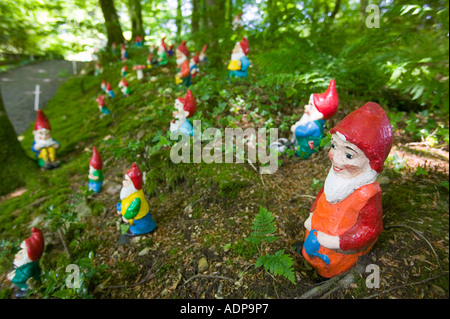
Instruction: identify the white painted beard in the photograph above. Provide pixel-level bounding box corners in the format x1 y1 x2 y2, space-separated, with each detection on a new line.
323 167 378 204
176 56 186 65
231 52 244 61
120 183 138 200
35 137 57 148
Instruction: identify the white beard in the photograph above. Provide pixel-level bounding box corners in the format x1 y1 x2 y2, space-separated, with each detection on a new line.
35 137 57 148
120 183 138 200
231 52 244 61
323 167 378 204
176 55 187 65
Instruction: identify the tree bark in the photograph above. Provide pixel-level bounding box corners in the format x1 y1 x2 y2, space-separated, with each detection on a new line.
127 0 145 42
329 0 341 20
0 90 34 196
176 0 183 38
99 0 124 46
191 0 200 34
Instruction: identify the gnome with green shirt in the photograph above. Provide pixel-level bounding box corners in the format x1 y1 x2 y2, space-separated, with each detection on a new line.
7 228 44 298
88 146 103 194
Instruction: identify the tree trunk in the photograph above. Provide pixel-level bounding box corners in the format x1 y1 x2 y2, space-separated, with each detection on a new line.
225 0 233 28
0 90 34 196
176 0 183 38
267 0 278 32
127 0 145 42
329 0 341 20
191 0 200 34
99 0 124 46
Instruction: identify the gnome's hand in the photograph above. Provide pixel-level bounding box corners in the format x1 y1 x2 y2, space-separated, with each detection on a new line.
304 213 313 231
7 270 15 281
316 231 340 250
122 216 129 224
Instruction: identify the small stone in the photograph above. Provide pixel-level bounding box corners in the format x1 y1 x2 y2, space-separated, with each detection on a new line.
75 200 92 219
377 174 390 185
198 257 209 273
138 247 150 256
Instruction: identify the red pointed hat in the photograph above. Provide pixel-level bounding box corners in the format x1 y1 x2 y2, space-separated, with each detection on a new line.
177 40 189 57
121 78 129 86
330 102 393 173
161 37 167 50
34 110 51 131
96 95 105 105
239 37 249 55
90 146 103 170
177 90 196 118
25 228 44 261
312 79 339 120
106 82 112 91
201 44 207 53
193 52 200 64
126 162 143 190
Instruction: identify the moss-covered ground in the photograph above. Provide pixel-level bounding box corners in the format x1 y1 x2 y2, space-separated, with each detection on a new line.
0 45 448 299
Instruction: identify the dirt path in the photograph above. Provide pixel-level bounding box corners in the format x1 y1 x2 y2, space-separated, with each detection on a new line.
0 60 84 135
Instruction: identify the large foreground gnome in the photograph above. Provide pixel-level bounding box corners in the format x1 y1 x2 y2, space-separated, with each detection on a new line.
117 163 156 237
88 147 103 194
175 40 191 87
300 102 393 278
170 89 196 136
227 37 251 78
31 110 60 169
271 79 339 159
7 228 44 298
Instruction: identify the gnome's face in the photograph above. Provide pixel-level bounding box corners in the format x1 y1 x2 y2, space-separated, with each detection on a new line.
328 133 371 179
304 94 324 121
34 128 51 141
158 45 165 53
14 242 31 268
120 175 137 200
232 42 242 54
176 49 186 64
173 99 189 121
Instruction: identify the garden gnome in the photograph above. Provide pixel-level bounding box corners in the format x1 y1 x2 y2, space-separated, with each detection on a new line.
96 95 110 115
31 110 60 169
157 37 168 66
94 63 103 76
7 228 44 298
228 37 251 78
101 79 106 92
175 40 191 87
135 35 143 46
189 52 200 79
301 102 393 278
121 65 127 77
106 82 115 98
118 78 130 97
199 44 208 64
117 163 156 237
272 80 339 159
88 147 103 193
167 44 175 57
121 44 128 62
147 53 154 69
170 89 196 136
232 11 243 30
112 42 117 55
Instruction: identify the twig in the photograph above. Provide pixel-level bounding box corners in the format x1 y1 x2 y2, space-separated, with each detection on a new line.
363 271 449 299
247 159 266 187
182 274 235 286
57 229 71 259
385 224 442 272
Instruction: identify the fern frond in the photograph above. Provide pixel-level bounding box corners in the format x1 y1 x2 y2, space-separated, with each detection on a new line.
245 206 279 245
255 250 296 284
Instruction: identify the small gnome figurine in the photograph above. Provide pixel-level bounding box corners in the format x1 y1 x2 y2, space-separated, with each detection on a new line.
121 65 127 77
228 37 251 78
7 228 44 298
106 82 115 99
189 52 200 79
135 35 143 47
167 44 175 57
157 37 168 66
175 40 191 87
101 79 106 93
170 90 196 136
271 80 339 159
118 78 130 97
147 53 154 69
232 11 243 30
117 163 157 237
199 44 208 64
112 42 117 55
300 102 393 278
94 63 103 76
121 44 128 62
31 110 60 169
96 95 110 115
88 147 103 194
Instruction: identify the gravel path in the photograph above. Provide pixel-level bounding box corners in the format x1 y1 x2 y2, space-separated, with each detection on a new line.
0 60 84 135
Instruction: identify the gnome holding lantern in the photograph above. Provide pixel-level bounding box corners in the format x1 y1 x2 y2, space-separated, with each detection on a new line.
170 90 196 136
227 37 251 78
157 37 168 66
189 52 200 80
175 40 191 87
116 163 157 237
270 79 339 159
118 78 130 97
96 95 110 115
31 110 60 169
300 102 393 279
7 228 44 298
88 147 103 194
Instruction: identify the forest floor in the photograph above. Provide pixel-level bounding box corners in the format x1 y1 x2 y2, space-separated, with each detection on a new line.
0 46 448 299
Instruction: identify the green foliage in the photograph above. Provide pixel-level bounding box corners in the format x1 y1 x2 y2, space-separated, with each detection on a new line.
255 250 296 284
245 206 279 245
